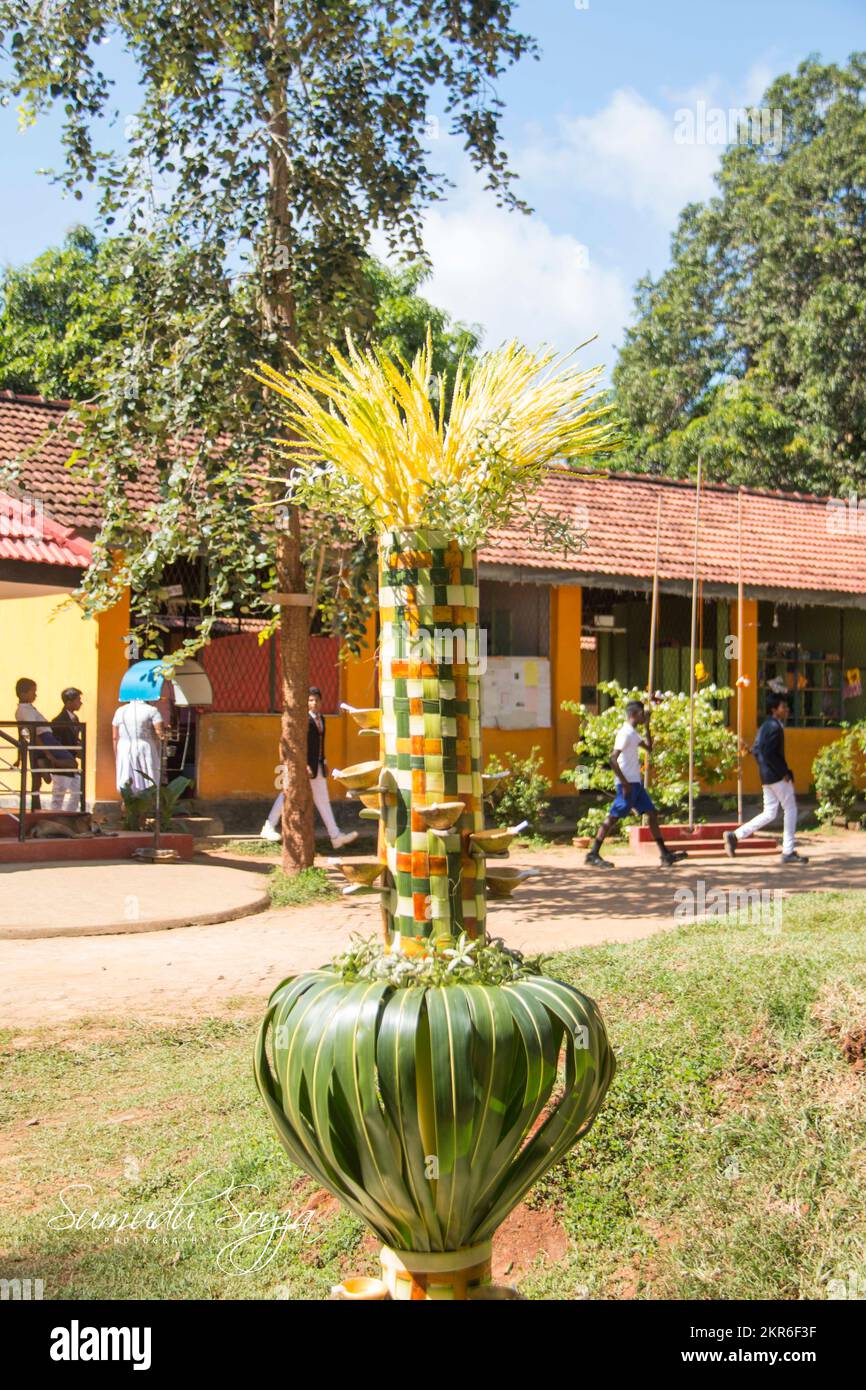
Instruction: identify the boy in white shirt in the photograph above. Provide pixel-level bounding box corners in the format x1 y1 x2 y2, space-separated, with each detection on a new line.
585 699 687 869
14 676 55 811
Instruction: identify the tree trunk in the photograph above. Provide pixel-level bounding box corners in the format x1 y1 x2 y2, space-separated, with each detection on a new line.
277 510 315 871
264 25 314 872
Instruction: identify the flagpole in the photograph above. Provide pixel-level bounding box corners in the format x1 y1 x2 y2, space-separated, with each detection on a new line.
645 493 662 791
737 486 744 825
688 457 703 832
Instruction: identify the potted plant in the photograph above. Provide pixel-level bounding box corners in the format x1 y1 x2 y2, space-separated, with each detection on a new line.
254 334 617 1299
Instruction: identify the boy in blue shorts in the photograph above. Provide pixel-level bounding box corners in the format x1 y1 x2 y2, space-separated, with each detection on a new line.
585 699 687 869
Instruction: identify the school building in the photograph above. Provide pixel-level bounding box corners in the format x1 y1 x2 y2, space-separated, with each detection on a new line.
3 391 866 812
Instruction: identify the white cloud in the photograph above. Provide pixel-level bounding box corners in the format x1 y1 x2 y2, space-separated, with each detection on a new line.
421 192 631 367
519 88 719 225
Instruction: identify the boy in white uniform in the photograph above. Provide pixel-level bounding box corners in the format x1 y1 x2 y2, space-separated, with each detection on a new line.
14 676 62 811
586 699 687 869
261 687 358 848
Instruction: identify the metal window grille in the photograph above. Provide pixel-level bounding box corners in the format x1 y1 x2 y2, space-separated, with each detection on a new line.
757 601 866 728
479 580 550 657
128 555 341 714
200 632 340 714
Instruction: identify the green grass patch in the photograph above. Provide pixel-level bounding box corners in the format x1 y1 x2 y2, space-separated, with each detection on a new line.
267 866 338 908
2 891 865 1300
220 838 281 857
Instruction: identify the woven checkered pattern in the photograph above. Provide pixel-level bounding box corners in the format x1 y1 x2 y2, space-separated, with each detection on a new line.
378 530 486 951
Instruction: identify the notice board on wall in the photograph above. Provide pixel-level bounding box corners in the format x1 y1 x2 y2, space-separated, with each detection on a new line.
481 656 552 730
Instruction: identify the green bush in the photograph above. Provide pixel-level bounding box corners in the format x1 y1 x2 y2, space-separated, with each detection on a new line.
484 746 552 830
120 775 192 831
562 680 738 835
812 725 866 824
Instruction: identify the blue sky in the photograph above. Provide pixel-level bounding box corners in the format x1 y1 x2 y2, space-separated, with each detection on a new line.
1 0 863 375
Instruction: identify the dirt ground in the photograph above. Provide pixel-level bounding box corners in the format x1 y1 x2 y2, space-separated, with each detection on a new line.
2 832 865 1028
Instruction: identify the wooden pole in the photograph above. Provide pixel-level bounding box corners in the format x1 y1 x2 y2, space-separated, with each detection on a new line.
688 457 703 832
645 494 662 791
737 487 744 825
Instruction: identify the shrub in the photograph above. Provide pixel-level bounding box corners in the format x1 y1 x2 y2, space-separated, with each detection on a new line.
813 725 866 825
120 775 192 831
484 746 552 830
562 680 738 828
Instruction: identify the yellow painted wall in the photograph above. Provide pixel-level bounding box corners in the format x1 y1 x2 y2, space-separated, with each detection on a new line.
0 591 99 800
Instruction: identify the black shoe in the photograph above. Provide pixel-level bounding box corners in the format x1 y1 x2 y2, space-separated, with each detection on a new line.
585 850 613 869
724 831 738 858
781 851 809 865
660 849 688 867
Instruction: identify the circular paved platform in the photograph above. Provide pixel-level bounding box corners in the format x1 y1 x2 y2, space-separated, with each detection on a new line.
0 861 270 939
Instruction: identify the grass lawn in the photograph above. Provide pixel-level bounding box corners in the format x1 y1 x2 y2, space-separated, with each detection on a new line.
1 892 864 1300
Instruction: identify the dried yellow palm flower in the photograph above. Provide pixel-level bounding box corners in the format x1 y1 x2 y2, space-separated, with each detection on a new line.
254 329 615 537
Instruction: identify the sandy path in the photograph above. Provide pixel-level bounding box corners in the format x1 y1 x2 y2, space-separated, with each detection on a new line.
1 836 863 1028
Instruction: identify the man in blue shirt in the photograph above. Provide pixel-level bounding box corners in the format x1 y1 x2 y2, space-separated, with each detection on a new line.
725 694 809 864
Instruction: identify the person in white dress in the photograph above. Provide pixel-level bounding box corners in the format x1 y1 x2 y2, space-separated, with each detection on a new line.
112 699 164 793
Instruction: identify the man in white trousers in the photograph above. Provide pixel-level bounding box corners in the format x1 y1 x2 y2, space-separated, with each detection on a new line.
50 687 84 811
725 694 809 865
261 686 357 848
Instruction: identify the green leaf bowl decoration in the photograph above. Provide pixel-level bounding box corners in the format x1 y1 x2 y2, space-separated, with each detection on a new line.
254 955 615 1253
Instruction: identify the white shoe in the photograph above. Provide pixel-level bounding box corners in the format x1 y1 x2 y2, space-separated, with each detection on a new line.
332 830 358 848
260 822 281 843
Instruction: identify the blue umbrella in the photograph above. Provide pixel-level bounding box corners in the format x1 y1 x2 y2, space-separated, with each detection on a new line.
118 660 171 702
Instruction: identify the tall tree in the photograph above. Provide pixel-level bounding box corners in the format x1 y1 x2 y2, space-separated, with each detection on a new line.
0 1 533 869
0 227 130 399
613 54 866 494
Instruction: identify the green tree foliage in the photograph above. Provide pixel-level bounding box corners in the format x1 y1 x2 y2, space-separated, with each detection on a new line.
0 230 479 405
613 54 866 493
0 1 533 868
0 227 132 399
483 747 552 830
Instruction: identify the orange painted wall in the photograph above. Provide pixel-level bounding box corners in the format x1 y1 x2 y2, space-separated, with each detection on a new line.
94 591 131 801
552 585 582 788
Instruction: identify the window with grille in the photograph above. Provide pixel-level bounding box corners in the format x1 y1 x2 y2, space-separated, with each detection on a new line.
128 554 341 714
757 602 866 728
479 581 550 657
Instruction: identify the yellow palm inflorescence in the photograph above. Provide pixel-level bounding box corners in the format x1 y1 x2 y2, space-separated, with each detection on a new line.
255 331 612 530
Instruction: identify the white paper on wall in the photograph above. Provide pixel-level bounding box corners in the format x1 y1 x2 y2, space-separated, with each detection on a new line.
481 657 552 729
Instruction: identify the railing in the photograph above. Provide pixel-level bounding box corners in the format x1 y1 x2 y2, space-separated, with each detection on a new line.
0 721 87 842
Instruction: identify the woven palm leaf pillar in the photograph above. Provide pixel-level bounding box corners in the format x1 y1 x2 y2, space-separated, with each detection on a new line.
378 530 485 953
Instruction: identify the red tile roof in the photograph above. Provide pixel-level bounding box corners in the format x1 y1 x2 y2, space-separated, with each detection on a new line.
481 470 866 599
0 490 92 568
0 393 161 533
1 398 863 600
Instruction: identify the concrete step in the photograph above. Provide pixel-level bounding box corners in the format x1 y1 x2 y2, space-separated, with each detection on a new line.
667 839 783 850
0 831 194 864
